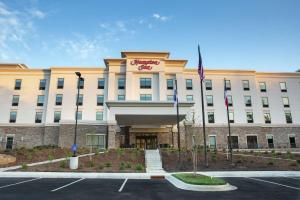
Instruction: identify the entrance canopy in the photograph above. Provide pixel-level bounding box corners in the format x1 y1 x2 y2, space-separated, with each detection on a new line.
106 101 194 125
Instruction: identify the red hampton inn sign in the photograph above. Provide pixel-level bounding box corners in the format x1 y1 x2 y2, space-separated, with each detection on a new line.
130 59 160 70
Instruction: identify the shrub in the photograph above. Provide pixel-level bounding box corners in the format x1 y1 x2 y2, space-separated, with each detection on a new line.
297 160 300 164
267 161 274 166
21 163 28 170
88 160 95 168
64 150 72 157
48 154 54 161
287 151 293 159
125 162 131 169
60 160 67 168
26 152 33 161
211 154 216 162
290 162 297 167
250 150 254 154
135 163 144 172
236 160 242 164
98 164 104 170
105 162 112 168
119 164 125 170
117 148 124 157
187 157 192 162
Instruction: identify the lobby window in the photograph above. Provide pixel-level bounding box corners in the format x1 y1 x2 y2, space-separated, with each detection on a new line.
209 136 216 149
57 78 64 89
285 111 293 124
205 80 212 90
140 78 151 89
118 78 125 89
97 95 104 106
167 79 174 90
35 112 42 123
9 111 17 123
282 97 290 108
140 94 152 101
39 79 46 90
54 111 61 123
264 113 271 124
55 94 63 106
76 94 83 106
118 95 125 101
78 78 84 89
244 96 252 107
96 111 103 121
228 95 233 107
242 80 250 91
229 111 234 123
186 79 193 90
206 95 213 106
12 95 19 106
267 135 274 148
14 79 22 90
167 95 173 101
37 95 44 106
228 136 239 149
247 112 254 123
75 111 82 120
186 95 193 102
225 80 231 90
262 97 269 108
208 112 215 123
259 82 267 92
87 134 106 149
289 135 296 148
98 78 105 89
280 82 287 92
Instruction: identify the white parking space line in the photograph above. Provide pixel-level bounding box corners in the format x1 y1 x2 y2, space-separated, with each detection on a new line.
51 178 85 192
118 178 128 192
246 177 300 191
0 178 42 189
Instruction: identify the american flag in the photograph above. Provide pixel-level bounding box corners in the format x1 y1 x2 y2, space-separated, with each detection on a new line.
198 45 205 81
224 80 229 108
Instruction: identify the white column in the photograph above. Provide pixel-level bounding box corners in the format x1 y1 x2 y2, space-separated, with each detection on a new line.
125 71 133 100
107 72 115 100
158 72 166 101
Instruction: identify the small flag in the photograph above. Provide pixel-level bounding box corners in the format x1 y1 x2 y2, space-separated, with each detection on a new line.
224 80 229 108
198 45 205 81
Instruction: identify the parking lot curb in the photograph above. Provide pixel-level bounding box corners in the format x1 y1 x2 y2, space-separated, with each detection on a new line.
197 171 300 177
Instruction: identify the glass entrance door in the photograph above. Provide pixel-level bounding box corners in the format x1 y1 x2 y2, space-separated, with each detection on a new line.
136 136 157 149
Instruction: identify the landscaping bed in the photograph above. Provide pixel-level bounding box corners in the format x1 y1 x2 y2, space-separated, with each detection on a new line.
232 150 300 160
173 173 226 185
161 149 300 171
19 149 145 173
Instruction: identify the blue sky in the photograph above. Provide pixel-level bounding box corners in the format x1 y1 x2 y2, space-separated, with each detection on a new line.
0 0 300 72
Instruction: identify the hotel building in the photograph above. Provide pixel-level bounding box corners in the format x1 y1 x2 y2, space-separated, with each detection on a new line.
0 51 299 150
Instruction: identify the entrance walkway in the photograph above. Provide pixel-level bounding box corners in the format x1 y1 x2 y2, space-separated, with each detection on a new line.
145 149 165 173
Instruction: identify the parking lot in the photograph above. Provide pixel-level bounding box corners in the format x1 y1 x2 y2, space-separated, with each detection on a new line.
0 176 299 200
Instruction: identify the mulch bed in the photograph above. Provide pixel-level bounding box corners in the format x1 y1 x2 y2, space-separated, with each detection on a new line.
21 149 145 173
161 149 300 171
233 151 300 160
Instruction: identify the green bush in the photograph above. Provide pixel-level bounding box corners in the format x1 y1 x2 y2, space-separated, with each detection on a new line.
267 161 274 166
26 152 33 161
48 154 54 161
98 164 104 170
135 163 144 172
297 160 300 164
125 162 131 169
211 154 216 162
88 160 95 168
60 160 67 168
105 162 112 168
116 148 124 157
64 150 72 157
21 163 28 170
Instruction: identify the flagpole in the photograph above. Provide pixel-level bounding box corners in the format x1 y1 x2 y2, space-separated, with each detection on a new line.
200 78 208 168
175 79 181 162
224 78 233 163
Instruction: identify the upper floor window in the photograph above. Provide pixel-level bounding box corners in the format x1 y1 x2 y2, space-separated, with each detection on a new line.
186 95 193 102
57 78 64 89
97 95 104 106
282 97 289 108
118 95 125 101
12 95 19 106
9 111 17 123
205 80 212 90
140 78 151 89
208 112 215 123
262 97 269 108
225 80 231 90
76 94 83 106
186 79 193 90
37 95 44 106
98 78 105 89
54 111 61 123
280 82 287 92
227 95 233 106
140 94 152 101
96 111 103 121
39 79 46 90
14 79 22 90
242 80 250 91
55 94 63 106
167 95 174 101
35 112 43 123
167 79 174 90
285 111 292 124
75 111 82 120
259 82 267 92
244 96 252 107
78 78 84 89
264 113 271 124
229 111 234 123
246 112 254 123
118 78 125 89
206 95 213 106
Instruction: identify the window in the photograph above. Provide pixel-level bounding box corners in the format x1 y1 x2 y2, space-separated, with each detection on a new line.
229 112 234 123
264 113 271 124
205 80 212 90
118 95 125 101
247 112 254 123
14 79 22 90
9 111 17 123
98 78 105 89
55 94 63 106
37 95 44 106
140 94 152 101
282 97 290 108
247 136 258 149
75 111 82 120
262 97 269 108
54 111 61 123
167 95 174 101
186 79 193 90
78 78 84 89
57 78 64 89
97 95 104 106
225 80 231 90
209 136 216 149
206 95 213 106
259 82 266 92
12 95 19 106
208 112 215 123
39 79 46 90
186 95 193 102
243 80 250 91
280 82 287 92
244 96 252 107
228 136 239 149
35 112 42 123
285 112 292 124
96 111 103 121
167 79 174 90
267 135 274 148
289 135 296 148
140 78 151 89
227 95 233 106
86 134 106 149
76 94 83 106
118 78 125 89
5 136 14 150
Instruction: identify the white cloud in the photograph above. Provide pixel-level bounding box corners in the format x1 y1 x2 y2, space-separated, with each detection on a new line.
152 13 171 22
29 9 46 19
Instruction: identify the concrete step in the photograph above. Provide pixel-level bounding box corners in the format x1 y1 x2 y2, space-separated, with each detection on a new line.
145 149 165 173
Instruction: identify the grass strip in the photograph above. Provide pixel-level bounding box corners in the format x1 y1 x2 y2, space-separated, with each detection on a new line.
172 173 226 185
